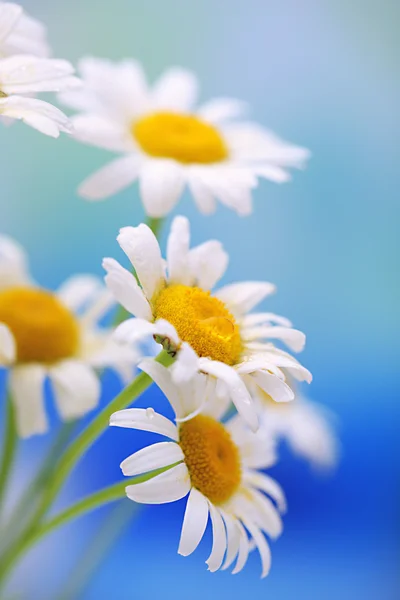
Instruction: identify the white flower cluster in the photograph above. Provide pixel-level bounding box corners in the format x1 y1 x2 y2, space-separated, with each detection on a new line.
0 2 338 583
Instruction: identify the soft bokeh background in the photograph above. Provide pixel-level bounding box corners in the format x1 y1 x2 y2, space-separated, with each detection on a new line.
1 0 399 598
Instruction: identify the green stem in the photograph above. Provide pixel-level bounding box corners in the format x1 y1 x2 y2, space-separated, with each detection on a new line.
57 501 139 600
0 466 173 589
0 395 17 519
0 422 76 551
0 350 173 591
32 351 172 528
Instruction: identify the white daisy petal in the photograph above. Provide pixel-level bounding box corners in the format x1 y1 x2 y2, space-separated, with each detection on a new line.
138 359 183 418
0 323 15 364
249 489 283 538
0 3 22 44
79 155 140 201
232 521 250 575
71 113 130 152
56 275 103 312
50 360 100 420
197 97 248 123
166 216 191 285
0 234 30 288
9 364 47 438
187 175 216 215
79 289 115 324
125 462 190 504
2 11 50 58
251 370 294 403
252 164 291 183
188 240 229 290
235 359 284 379
65 57 149 119
255 350 312 383
242 312 293 328
215 282 276 316
171 342 199 386
199 358 258 432
242 518 271 578
221 512 241 570
121 441 184 477
249 471 287 512
206 503 227 572
0 56 77 95
118 224 164 300
110 408 179 441
151 67 198 112
139 160 184 218
243 326 306 353
0 96 72 137
102 258 152 320
114 317 179 348
178 488 209 557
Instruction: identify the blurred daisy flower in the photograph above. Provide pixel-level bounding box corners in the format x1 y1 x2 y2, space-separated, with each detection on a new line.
111 361 286 577
0 236 139 438
0 2 50 58
60 57 310 217
257 384 340 470
103 215 311 431
0 54 79 137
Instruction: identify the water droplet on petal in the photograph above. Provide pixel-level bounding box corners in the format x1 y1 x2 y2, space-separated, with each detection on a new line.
146 407 155 419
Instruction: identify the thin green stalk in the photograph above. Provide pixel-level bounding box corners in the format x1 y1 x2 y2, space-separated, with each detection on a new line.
0 350 173 590
57 501 139 600
0 396 17 520
0 466 173 589
0 422 76 550
34 351 172 523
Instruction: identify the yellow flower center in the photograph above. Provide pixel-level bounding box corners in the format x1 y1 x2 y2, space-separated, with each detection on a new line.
132 111 228 164
0 287 79 363
179 415 241 505
153 284 242 365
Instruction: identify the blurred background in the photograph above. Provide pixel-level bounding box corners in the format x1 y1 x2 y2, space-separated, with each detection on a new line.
0 0 399 598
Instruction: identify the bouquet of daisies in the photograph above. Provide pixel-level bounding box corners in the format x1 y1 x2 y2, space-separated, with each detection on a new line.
0 2 338 592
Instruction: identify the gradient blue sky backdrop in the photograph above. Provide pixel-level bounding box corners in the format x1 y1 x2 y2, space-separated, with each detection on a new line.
1 1 399 598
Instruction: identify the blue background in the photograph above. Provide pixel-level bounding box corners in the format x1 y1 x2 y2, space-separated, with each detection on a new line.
1 0 398 598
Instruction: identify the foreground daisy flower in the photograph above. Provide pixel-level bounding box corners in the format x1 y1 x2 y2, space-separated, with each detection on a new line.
111 360 286 577
0 2 50 58
258 384 339 470
60 57 310 216
0 54 79 136
103 216 311 431
0 236 139 438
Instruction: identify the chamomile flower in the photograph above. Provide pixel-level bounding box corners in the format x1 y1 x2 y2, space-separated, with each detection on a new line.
60 57 310 217
0 235 139 438
111 360 286 577
0 2 50 58
258 384 339 470
103 216 311 432
0 54 79 137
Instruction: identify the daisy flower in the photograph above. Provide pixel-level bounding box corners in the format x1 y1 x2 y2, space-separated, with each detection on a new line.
257 384 339 469
60 57 310 217
103 215 311 432
0 54 79 137
0 235 139 438
111 360 287 577
0 2 50 58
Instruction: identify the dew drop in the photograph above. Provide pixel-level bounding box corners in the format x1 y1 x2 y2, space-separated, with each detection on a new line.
146 407 155 419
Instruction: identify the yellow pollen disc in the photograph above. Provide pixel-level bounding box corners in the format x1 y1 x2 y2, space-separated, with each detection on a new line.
179 415 241 505
153 284 242 365
0 287 79 363
132 111 228 164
